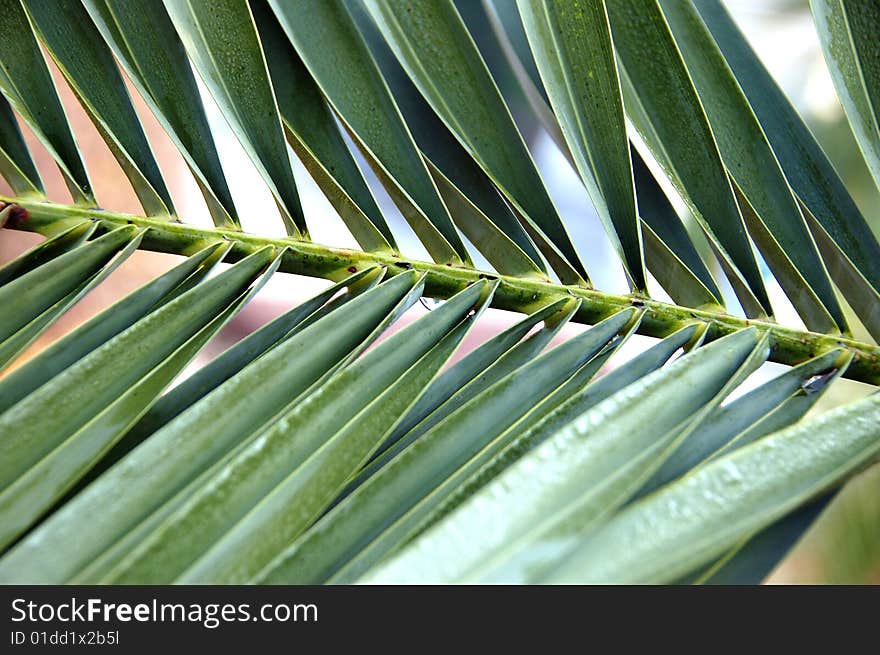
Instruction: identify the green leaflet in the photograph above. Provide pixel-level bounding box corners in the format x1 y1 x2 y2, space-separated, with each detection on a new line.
104 281 493 584
361 328 762 583
812 0 880 190
0 247 275 549
542 391 880 584
635 349 851 500
694 0 880 339
0 242 225 414
0 252 280 549
251 1 393 251
346 2 545 277
660 0 845 333
354 297 580 489
366 298 574 466
22 0 173 217
517 0 644 291
0 221 94 288
428 164 548 279
404 323 698 545
696 491 835 584
162 0 304 236
606 0 770 316
0 0 92 204
257 307 633 584
0 228 145 369
483 3 724 306
632 148 723 308
362 0 586 284
67 268 384 500
348 0 548 280
82 0 238 228
472 333 770 584
0 271 421 583
319 315 642 583
114 267 384 457
267 0 467 264
0 95 42 198
0 225 136 343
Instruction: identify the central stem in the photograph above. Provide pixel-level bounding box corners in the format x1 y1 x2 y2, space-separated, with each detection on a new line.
3 196 879 385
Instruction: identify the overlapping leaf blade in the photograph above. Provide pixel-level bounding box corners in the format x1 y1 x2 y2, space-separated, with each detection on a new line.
0 225 136 343
347 1 547 278
661 0 844 333
0 246 275 548
252 1 393 251
362 0 587 284
811 0 880 190
105 281 493 584
162 0 304 236
481 1 726 307
0 241 226 414
362 328 763 583
541 391 880 584
267 0 467 264
82 0 238 228
0 0 92 203
0 95 43 198
257 307 635 584
22 0 173 217
0 227 145 369
694 0 880 338
0 270 422 583
517 0 644 291
606 0 770 316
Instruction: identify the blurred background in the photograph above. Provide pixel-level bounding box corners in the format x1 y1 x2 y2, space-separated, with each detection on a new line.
1 0 877 583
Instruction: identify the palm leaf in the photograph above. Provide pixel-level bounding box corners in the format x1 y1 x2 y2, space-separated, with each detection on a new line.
0 0 878 585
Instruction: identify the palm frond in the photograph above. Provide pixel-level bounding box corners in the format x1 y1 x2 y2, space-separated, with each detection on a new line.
0 0 878 584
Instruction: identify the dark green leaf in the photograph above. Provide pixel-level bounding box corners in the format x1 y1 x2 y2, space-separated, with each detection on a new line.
162 0 304 235
83 0 238 228
23 0 174 216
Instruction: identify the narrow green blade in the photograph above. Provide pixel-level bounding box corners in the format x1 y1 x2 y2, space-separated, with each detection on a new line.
361 328 762 583
606 0 770 316
268 0 467 263
542 391 880 584
105 281 492 583
0 241 226 414
661 0 845 333
0 91 43 199
697 492 835 584
0 0 92 204
251 1 393 251
812 0 880 190
0 228 145 369
259 308 633 584
162 0 304 235
0 271 422 583
694 0 880 337
106 267 385 466
362 0 587 283
516 0 644 290
0 252 280 548
358 297 580 484
0 221 94 287
636 349 851 499
0 247 275 549
632 148 724 308
0 225 136 343
83 0 238 228
22 0 173 217
346 2 546 277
